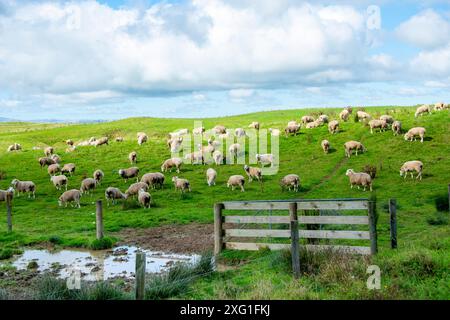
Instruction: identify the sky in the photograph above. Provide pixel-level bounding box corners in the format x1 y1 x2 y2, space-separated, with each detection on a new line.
0 0 450 121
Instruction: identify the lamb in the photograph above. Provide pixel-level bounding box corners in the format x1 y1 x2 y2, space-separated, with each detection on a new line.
7 143 22 152
161 157 183 173
227 175 245 192
137 133 148 146
39 157 56 168
50 154 61 164
129 151 137 164
61 163 76 176
213 150 224 165
80 178 97 195
301 116 315 124
415 105 431 117
0 187 14 202
243 165 262 182
206 168 217 186
344 141 366 158
47 164 61 176
125 182 149 198
235 128 246 137
118 167 140 182
44 146 54 156
172 176 191 193
58 189 81 208
321 140 330 154
368 119 388 133
356 111 371 121
93 137 109 147
141 172 165 189
105 187 127 206
193 127 205 135
50 175 68 191
66 139 74 146
400 160 423 180
269 128 280 136
228 143 241 158
404 127 426 143
93 169 104 185
434 102 445 111
345 169 373 191
138 189 152 209
11 179 36 198
339 109 350 121
379 115 394 125
213 125 227 134
280 174 300 192
256 153 274 167
328 120 339 134
285 122 301 136
248 122 260 130
318 114 329 123
392 121 402 136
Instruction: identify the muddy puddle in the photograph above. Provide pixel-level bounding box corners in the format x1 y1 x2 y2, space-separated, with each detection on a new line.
8 246 200 281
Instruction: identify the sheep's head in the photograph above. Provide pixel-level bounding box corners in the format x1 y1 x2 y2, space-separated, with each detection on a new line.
404 133 410 140
345 169 354 176
172 176 178 182
118 169 124 176
399 169 404 177
255 154 260 161
244 165 249 172
10 179 18 187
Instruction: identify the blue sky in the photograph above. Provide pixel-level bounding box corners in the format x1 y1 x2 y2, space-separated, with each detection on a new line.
0 0 449 121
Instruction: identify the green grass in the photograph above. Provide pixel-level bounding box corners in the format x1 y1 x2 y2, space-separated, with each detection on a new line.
0 106 449 299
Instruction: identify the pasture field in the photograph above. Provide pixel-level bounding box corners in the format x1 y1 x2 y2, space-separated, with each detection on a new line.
0 106 449 299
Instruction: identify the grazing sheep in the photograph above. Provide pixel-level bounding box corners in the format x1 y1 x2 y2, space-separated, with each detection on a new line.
50 175 68 191
88 137 97 145
193 127 205 135
141 172 165 189
172 176 191 193
50 154 61 164
125 182 149 198
227 175 245 192
7 143 22 152
368 119 388 133
305 120 322 128
206 168 217 186
229 143 241 158
269 128 280 136
58 189 81 208
248 122 260 130
256 153 274 167
243 165 262 182
285 122 301 136
129 151 137 164
0 187 14 202
61 163 76 176
93 137 109 147
344 141 366 158
218 130 232 139
137 133 148 146
66 139 74 146
400 160 423 180
47 164 61 176
235 128 246 137
105 187 127 206
280 174 300 192
39 157 56 168
434 102 445 111
212 150 224 165
138 189 151 209
118 167 140 182
392 121 402 135
185 151 204 164
115 137 124 142
339 109 350 121
415 105 431 117
318 114 329 123
345 169 372 191
328 120 339 134
77 140 90 146
93 169 104 185
404 127 426 143
169 137 183 153
321 140 330 154
198 143 215 154
213 125 227 134
11 179 36 198
379 115 394 125
137 132 146 138
208 138 221 148
356 111 371 121
80 178 97 195
301 116 315 124
161 157 183 173
44 146 54 157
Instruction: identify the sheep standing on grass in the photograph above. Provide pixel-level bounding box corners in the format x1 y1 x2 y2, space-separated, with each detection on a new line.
125 182 149 199
392 121 402 136
212 150 223 165
44 147 54 157
11 179 36 198
344 141 366 158
415 105 431 117
172 176 191 193
213 125 227 135
169 137 183 153
39 157 56 168
301 116 315 124
161 158 182 173
280 174 300 192
185 151 204 164
269 128 280 136
345 169 372 191
243 165 262 182
137 133 148 146
119 167 140 182
50 154 61 164
328 120 339 134
129 151 137 164
356 111 371 121
318 114 329 123
256 154 274 167
339 109 350 121
138 189 152 209
61 163 76 176
193 127 205 135
93 169 104 185
93 137 109 147
227 175 245 192
206 168 217 186
58 189 81 208
141 172 165 189
369 119 387 133
48 164 61 176
0 187 14 202
321 140 330 154
379 115 394 125
105 187 127 206
229 143 241 158
404 127 426 143
400 161 423 180
7 143 22 152
235 128 246 137
285 122 301 136
51 175 68 191
434 102 445 111
306 120 322 128
248 122 260 130
80 178 97 195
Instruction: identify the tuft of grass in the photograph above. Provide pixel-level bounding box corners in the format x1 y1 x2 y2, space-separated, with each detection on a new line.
0 248 14 260
434 194 449 212
73 282 128 300
0 288 9 300
49 235 63 245
427 212 449 226
89 237 114 250
33 276 71 300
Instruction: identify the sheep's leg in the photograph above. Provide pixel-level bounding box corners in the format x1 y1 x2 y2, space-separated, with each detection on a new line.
410 172 414 179
240 185 245 192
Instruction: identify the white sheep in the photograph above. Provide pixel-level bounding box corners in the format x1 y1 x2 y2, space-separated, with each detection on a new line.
185 151 204 164
137 133 148 146
212 150 224 165
138 189 152 209
161 158 183 173
193 127 205 135
280 174 300 192
227 175 245 192
206 168 217 186
301 116 315 124
141 172 165 189
129 151 137 164
243 165 262 182
7 143 22 152
415 105 431 117
229 143 241 158
345 169 372 191
404 127 426 143
356 110 371 121
172 176 191 193
256 153 274 167
285 122 301 136
169 137 183 153
321 140 330 154
213 125 227 134
235 128 246 137
434 102 445 111
11 179 36 198
392 121 402 136
328 120 339 134
269 128 280 136
344 141 366 158
50 154 61 164
0 187 14 202
93 169 104 185
80 178 97 195
44 146 54 157
380 115 394 125
105 187 127 206
318 114 329 123
39 157 56 168
339 109 350 121
368 119 387 133
51 175 68 191
58 189 81 208
305 120 322 129
119 167 140 182
400 161 423 180
47 163 61 176
93 137 109 147
125 182 149 198
248 122 260 130
61 163 76 176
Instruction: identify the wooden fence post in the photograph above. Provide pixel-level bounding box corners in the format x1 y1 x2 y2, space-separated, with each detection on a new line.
96 200 104 240
368 200 378 255
448 184 450 214
135 252 146 300
389 199 397 249
214 203 224 255
6 193 12 232
289 202 300 279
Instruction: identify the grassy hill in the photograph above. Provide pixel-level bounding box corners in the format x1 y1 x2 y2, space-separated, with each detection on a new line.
0 106 449 299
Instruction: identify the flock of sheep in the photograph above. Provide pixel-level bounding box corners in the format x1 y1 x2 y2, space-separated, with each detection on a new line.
1 102 447 209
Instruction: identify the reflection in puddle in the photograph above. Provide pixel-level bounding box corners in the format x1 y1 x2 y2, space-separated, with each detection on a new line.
10 246 200 281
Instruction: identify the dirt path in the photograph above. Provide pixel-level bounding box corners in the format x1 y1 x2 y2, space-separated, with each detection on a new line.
305 156 349 194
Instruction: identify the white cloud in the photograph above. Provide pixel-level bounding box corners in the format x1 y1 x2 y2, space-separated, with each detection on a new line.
410 45 450 76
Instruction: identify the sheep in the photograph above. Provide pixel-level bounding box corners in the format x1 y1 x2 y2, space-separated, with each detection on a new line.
256 153 274 167
7 143 22 152
339 109 350 121
88 137 97 145
169 137 183 153
345 169 372 191
356 111 371 121
184 151 204 164
138 189 152 209
400 160 423 180
93 137 108 147
434 102 445 111
125 182 149 198
321 140 330 154
318 114 329 123
61 163 76 176
137 132 146 138
392 121 402 136
129 151 137 164
269 128 280 136
248 122 260 130
280 174 300 192
161 157 183 173
105 187 127 206
137 133 148 146
65 146 76 153
218 130 232 139
305 120 322 128
118 167 140 182
80 178 97 195
115 137 124 142
198 143 215 154
44 146 54 157
379 115 394 125
93 169 104 185
66 139 74 146
206 168 217 186
50 154 61 164
368 119 388 133
47 164 61 176
0 187 14 202
213 125 227 134
213 150 224 165
243 165 262 182
229 143 241 158
285 122 301 136
328 120 339 134
39 157 56 168
344 141 366 158
415 104 431 117
50 175 68 191
10 179 36 198
235 128 246 137
172 176 191 193
301 116 315 124
227 175 245 192
193 127 205 135
58 189 81 208
77 140 90 146
208 138 221 148
141 172 165 189
404 127 426 143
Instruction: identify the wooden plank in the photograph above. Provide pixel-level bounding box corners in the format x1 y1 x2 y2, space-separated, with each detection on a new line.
224 215 290 224
389 199 397 249
96 200 104 240
224 215 369 225
302 245 371 255
289 202 300 279
368 201 378 255
299 230 370 240
135 252 146 300
222 200 368 211
225 229 290 238
214 203 224 255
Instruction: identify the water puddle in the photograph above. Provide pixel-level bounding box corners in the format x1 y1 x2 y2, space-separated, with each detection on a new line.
8 246 200 281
